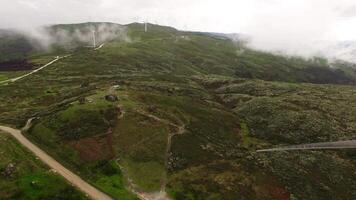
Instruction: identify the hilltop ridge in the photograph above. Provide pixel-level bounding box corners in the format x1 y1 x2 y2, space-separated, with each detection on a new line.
0 22 356 200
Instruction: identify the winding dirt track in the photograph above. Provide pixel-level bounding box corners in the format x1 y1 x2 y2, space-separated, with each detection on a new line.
0 55 70 85
0 126 113 200
0 48 114 199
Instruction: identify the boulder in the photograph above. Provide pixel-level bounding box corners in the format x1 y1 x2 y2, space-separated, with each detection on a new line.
105 94 118 102
1 163 16 178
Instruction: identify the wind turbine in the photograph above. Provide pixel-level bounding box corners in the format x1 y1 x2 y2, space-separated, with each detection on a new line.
144 21 148 32
92 30 96 48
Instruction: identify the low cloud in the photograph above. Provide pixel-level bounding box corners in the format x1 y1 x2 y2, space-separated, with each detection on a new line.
19 23 130 51
1 0 356 62
238 0 356 63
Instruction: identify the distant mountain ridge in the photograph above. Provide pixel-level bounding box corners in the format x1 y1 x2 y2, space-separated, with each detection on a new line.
1 22 356 85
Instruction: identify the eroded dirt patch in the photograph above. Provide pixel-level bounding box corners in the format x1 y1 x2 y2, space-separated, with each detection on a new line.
69 132 115 162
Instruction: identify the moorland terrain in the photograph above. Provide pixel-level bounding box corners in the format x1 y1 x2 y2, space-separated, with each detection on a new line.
0 22 356 200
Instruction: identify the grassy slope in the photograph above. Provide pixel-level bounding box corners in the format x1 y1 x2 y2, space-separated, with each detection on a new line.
0 132 87 200
28 91 138 200
0 22 355 200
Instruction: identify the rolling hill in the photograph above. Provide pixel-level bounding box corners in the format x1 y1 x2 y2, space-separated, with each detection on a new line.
0 22 356 200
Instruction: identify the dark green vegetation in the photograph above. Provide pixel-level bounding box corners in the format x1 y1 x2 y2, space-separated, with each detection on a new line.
0 22 356 200
0 30 34 62
0 132 87 200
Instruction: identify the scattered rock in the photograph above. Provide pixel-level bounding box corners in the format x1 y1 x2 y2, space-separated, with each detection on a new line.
105 94 119 102
87 98 93 103
167 88 174 94
112 85 120 90
1 163 16 178
78 97 86 104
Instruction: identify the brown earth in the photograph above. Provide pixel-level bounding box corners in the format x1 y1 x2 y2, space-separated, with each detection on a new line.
69 130 116 162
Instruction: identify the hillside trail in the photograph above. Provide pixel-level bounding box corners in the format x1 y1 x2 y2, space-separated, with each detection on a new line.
0 124 113 200
0 40 185 200
0 55 71 85
0 49 113 200
136 109 185 199
117 108 186 200
257 140 356 152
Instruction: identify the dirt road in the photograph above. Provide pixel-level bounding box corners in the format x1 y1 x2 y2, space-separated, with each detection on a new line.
0 55 70 85
0 125 113 200
94 43 105 51
257 140 356 152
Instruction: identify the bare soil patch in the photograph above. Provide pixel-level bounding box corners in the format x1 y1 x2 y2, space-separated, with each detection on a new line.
69 132 115 162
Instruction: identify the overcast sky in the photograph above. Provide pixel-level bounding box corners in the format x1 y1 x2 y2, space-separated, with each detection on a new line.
1 0 356 58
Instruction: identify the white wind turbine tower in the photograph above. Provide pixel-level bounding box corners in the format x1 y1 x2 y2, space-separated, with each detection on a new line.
144 21 148 32
92 30 96 48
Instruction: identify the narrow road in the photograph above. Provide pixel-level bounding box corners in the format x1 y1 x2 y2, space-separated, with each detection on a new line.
0 55 70 85
94 43 105 51
257 140 356 152
0 125 113 200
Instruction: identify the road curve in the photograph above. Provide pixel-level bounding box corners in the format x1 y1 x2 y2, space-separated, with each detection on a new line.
0 125 113 200
257 140 356 152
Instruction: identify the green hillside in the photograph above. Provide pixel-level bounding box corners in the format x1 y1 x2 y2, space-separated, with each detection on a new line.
0 22 356 200
0 131 87 199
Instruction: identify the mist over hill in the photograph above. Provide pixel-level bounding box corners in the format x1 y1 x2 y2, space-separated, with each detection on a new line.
37 22 130 49
1 22 356 200
329 41 356 63
0 22 130 62
2 22 356 65
2 1 356 200
2 22 356 86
